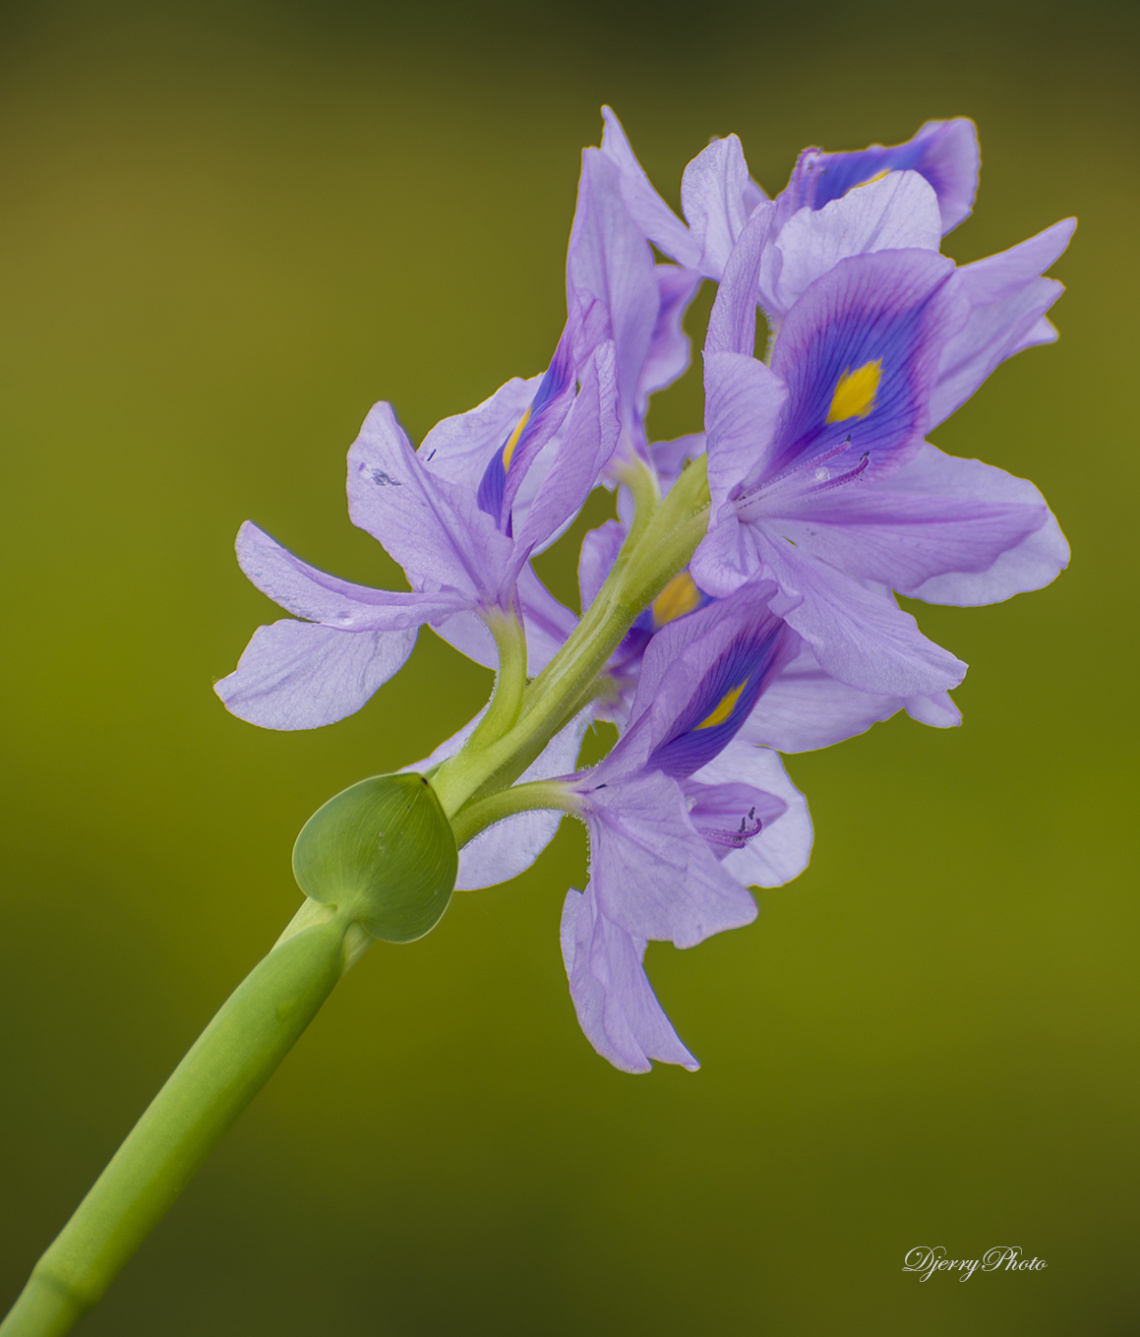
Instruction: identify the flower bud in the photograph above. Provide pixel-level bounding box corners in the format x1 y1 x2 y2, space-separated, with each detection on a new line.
292 774 457 943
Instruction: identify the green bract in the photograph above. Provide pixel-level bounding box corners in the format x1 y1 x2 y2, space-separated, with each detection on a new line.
292 774 458 943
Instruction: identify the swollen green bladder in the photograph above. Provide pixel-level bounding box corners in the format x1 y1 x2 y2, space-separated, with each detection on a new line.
292 772 458 944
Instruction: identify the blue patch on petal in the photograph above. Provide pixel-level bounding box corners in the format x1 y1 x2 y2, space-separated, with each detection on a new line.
781 121 977 232
476 336 577 530
476 449 508 521
649 625 783 778
766 275 945 485
797 141 930 211
531 337 576 420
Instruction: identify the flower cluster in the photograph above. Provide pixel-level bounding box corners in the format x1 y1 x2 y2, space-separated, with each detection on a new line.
217 111 1071 1073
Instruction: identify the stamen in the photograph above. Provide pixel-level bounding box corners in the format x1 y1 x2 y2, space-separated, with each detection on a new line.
734 435 856 515
740 434 852 500
797 451 871 497
696 806 763 850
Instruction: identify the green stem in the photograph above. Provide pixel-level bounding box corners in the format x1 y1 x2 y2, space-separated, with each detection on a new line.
461 611 528 755
432 457 711 817
0 904 366 1337
615 455 661 552
449 778 580 849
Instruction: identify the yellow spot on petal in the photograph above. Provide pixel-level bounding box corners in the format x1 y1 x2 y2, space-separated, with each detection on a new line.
827 359 882 423
502 406 532 470
652 570 703 628
695 678 749 731
856 168 891 188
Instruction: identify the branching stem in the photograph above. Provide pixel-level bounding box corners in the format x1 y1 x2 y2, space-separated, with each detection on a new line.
432 457 710 819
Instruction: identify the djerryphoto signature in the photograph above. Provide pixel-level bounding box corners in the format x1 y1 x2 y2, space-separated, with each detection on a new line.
903 1246 1048 1281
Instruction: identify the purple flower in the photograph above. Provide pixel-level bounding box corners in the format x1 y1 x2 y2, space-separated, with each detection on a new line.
599 109 1072 452
579 502 960 736
559 587 807 1070
208 110 1075 1084
215 345 616 729
601 106 1072 451
555 566 963 1073
755 166 1076 407
216 136 710 731
598 108 979 287
690 203 1070 697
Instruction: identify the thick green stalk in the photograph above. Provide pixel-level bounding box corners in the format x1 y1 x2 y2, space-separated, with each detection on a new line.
0 906 365 1337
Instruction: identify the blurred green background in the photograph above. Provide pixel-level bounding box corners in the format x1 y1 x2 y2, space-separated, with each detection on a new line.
1 0 1136 1332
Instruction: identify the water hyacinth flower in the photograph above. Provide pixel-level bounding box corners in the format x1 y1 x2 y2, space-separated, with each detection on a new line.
596 109 1071 697
599 106 979 285
602 105 1071 396
691 206 1070 695
210 108 1073 1063
213 355 614 730
566 608 969 1071
559 586 809 1070
517 581 942 1070
2 109 1073 1337
216 141 698 730
442 549 965 1028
